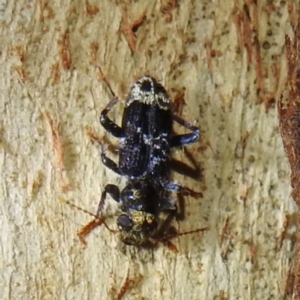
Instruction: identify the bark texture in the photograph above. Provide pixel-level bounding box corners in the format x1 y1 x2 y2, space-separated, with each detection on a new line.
0 1 297 299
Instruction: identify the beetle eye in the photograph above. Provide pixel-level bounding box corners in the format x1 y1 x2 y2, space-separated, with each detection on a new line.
117 214 132 232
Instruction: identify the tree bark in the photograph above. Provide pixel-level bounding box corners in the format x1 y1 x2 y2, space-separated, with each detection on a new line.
0 1 297 299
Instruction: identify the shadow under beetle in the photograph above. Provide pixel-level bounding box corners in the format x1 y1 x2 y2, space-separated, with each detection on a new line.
79 76 205 248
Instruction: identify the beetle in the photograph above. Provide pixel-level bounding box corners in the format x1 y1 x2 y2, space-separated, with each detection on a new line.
79 76 203 247
100 76 199 191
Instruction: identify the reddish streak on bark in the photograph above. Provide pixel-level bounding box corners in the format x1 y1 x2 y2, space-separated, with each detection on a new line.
233 2 276 109
160 0 177 23
272 57 280 87
116 269 130 300
89 42 99 65
117 2 146 52
284 264 296 299
253 36 264 95
39 1 55 20
43 112 68 191
233 4 253 65
217 291 228 300
131 11 147 33
85 1 99 16
205 41 213 74
236 3 263 104
218 217 234 260
233 3 262 100
172 90 185 116
276 214 289 251
242 5 253 66
58 30 72 70
289 2 298 29
85 125 102 144
50 62 59 84
248 243 255 262
278 11 300 299
219 217 229 246
114 270 143 300
13 66 26 81
11 45 26 81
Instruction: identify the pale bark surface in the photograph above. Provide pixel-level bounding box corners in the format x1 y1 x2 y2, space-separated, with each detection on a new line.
0 1 297 299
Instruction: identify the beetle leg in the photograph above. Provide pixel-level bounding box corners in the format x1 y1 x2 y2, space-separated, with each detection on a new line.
77 184 121 244
100 98 123 138
161 180 184 193
101 153 122 175
100 143 122 175
158 197 177 211
96 184 121 215
161 180 201 197
171 114 200 147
